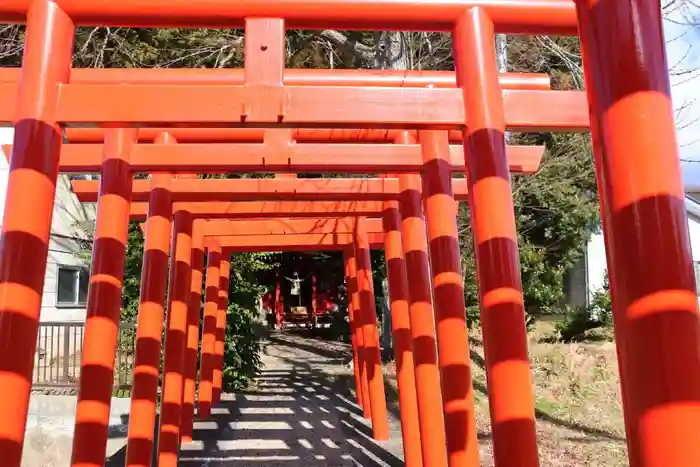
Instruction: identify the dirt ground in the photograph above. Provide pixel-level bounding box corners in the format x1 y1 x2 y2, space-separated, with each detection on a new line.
382 324 627 467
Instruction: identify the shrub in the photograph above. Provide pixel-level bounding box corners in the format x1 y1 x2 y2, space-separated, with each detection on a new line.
222 303 263 391
555 305 595 342
590 271 612 327
554 268 613 342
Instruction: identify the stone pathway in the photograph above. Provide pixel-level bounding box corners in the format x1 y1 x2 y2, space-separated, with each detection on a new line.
178 331 405 466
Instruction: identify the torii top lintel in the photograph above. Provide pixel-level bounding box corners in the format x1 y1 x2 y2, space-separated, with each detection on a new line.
0 86 589 131
0 0 578 34
0 67 580 132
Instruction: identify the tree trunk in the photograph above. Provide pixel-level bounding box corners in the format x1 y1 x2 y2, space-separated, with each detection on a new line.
374 31 409 352
374 31 409 71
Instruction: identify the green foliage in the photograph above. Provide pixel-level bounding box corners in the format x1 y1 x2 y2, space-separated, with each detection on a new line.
554 305 595 342
554 273 613 342
590 271 612 327
513 133 600 313
121 223 146 322
222 303 263 391
459 132 600 326
70 220 146 322
228 252 276 307
219 253 274 390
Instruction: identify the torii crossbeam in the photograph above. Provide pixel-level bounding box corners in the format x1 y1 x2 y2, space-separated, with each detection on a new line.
129 201 386 221
1 142 544 174
72 177 469 202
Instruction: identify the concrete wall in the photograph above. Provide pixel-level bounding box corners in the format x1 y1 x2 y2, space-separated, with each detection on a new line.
585 229 608 301
0 127 96 323
576 197 700 304
43 174 96 323
22 394 130 467
564 253 589 309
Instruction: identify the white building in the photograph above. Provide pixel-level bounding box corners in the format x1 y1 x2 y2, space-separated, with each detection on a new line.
0 127 96 323
567 193 700 308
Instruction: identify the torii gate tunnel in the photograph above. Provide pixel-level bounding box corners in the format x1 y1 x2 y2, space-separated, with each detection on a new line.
0 0 695 466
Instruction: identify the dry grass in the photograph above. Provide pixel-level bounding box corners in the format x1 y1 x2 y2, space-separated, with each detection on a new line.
385 321 628 466
474 324 627 466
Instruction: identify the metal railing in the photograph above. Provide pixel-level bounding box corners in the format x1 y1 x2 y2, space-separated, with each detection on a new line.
33 321 136 390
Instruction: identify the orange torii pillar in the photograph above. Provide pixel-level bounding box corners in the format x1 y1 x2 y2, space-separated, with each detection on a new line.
213 251 232 404
156 209 194 467
576 12 637 467
275 269 284 328
354 217 390 440
343 249 365 409
454 11 540 467
198 244 222 419
124 173 173 467
70 128 136 467
180 219 205 442
576 2 700 465
346 248 371 419
420 129 481 466
310 274 317 327
0 6 75 462
396 131 449 467
126 167 195 464
382 195 423 467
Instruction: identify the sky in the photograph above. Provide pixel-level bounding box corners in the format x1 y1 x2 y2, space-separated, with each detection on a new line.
665 1 700 188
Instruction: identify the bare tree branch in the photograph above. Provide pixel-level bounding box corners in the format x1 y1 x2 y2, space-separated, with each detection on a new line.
318 30 374 62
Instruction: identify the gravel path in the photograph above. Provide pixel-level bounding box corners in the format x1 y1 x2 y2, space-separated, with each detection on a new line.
178 331 405 466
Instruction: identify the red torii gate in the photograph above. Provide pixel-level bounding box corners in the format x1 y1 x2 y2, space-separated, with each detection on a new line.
42 123 517 465
135 213 387 466
72 145 522 467
67 137 541 463
132 202 391 462
199 222 391 440
1 26 548 467
124 186 393 465
124 183 390 460
0 1 693 467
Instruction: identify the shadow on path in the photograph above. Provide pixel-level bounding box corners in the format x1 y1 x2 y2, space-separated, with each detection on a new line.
105 331 405 466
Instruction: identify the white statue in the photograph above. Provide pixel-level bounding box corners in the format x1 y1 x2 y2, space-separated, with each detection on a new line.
285 272 309 307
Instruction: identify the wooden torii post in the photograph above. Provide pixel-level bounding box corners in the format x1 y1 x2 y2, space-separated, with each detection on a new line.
0 1 692 466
